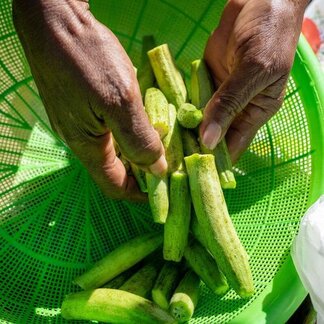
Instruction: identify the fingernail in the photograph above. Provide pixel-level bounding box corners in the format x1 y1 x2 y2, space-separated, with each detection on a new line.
202 122 222 150
149 155 168 177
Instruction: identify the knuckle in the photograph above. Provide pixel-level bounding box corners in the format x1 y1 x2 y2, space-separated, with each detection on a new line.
99 183 125 200
128 133 162 166
89 162 128 200
217 93 243 116
248 56 273 76
280 61 292 76
118 121 162 166
252 55 291 78
119 81 137 105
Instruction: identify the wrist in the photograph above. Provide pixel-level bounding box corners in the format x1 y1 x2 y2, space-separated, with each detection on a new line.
287 0 309 11
12 0 89 27
13 0 64 16
13 0 91 40
282 0 309 17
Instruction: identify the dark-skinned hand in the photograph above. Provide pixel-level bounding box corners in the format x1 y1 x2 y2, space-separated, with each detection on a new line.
201 0 308 163
12 0 167 201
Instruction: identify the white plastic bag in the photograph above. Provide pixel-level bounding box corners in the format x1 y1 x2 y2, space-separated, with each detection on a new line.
291 195 324 324
305 0 324 71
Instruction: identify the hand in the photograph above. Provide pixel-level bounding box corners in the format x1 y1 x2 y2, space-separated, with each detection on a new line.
13 0 167 201
200 0 308 163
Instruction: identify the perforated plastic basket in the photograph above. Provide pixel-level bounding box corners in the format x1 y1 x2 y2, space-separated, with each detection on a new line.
1 0 324 323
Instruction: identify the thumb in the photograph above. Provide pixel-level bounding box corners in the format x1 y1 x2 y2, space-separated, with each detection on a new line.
106 87 167 177
200 66 262 150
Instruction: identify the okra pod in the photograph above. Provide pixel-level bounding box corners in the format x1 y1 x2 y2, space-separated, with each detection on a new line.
102 267 135 289
74 232 163 290
148 44 187 109
138 35 156 96
169 270 201 323
182 129 200 156
201 140 236 189
61 289 176 324
152 262 183 310
146 173 169 224
190 59 214 109
163 170 191 262
191 59 236 189
120 258 163 298
162 104 184 173
190 212 209 250
145 87 169 139
184 154 254 298
183 238 229 295
130 162 147 193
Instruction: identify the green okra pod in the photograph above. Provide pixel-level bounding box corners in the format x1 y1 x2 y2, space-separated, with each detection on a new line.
183 238 229 295
163 170 191 262
191 59 214 109
146 173 169 224
138 35 156 96
152 261 184 310
169 270 201 323
182 129 200 156
74 232 163 290
120 258 163 298
162 104 184 173
102 267 135 289
191 59 236 189
190 212 209 250
61 289 176 323
130 163 147 193
145 87 170 139
148 44 187 109
184 154 254 298
201 140 236 189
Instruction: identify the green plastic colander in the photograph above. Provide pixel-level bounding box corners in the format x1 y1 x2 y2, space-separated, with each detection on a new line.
1 0 324 323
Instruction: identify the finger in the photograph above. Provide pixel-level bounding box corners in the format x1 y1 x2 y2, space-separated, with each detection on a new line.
200 65 263 150
110 102 167 177
96 66 167 177
68 132 146 201
203 0 244 82
208 0 245 48
226 90 285 163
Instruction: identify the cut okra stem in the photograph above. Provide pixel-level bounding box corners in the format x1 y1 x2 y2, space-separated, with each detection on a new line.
190 59 214 109
169 270 201 323
177 103 203 129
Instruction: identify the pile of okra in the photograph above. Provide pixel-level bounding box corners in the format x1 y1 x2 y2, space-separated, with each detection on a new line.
60 36 254 324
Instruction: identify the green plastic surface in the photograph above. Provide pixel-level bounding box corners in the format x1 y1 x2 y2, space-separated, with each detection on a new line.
0 0 324 323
